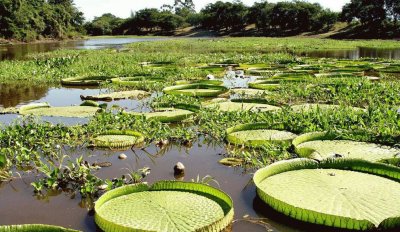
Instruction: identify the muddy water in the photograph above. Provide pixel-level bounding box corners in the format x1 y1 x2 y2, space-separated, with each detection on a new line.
0 139 299 232
0 84 155 125
0 37 166 61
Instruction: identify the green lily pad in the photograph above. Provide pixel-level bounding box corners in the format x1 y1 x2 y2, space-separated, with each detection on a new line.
315 72 363 78
128 108 195 123
174 80 224 86
230 88 268 96
293 131 400 162
80 90 149 101
254 158 400 230
206 101 280 112
95 181 234 232
291 104 366 113
0 224 79 231
219 158 244 167
19 103 100 118
248 80 281 91
163 84 228 97
226 123 297 147
111 76 164 86
61 76 111 86
92 130 145 149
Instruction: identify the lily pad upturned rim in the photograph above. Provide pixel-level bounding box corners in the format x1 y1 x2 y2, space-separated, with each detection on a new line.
206 101 281 113
61 76 111 86
163 84 229 97
226 123 296 147
290 103 367 113
253 158 400 231
18 102 101 118
126 108 196 123
94 181 234 232
248 80 281 90
174 79 224 86
92 130 145 149
19 103 100 118
292 131 400 163
111 76 165 86
0 224 79 232
80 90 150 101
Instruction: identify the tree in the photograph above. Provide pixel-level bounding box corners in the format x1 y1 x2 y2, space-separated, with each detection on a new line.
200 1 248 32
85 14 123 35
341 0 386 26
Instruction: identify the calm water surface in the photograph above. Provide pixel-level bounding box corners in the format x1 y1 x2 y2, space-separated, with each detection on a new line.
0 37 166 60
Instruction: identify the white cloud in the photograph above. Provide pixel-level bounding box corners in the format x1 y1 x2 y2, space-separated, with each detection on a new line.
74 0 350 20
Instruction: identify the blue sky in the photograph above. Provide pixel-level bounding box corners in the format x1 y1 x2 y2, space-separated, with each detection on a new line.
74 0 350 20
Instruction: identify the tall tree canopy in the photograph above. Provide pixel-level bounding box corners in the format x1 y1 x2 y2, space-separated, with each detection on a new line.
0 0 84 41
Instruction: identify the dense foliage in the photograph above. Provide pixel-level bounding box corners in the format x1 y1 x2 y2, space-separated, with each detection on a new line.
0 0 84 41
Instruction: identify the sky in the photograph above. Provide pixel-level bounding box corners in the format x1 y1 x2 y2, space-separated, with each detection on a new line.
74 0 350 21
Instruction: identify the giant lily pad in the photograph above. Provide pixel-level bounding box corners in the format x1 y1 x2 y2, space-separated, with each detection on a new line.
0 224 79 231
19 103 100 118
95 181 234 232
92 130 145 149
226 123 297 147
230 88 268 97
174 80 224 86
292 131 400 162
111 76 164 86
206 101 280 112
315 72 363 78
127 108 195 123
80 90 149 101
163 84 228 97
61 76 111 86
253 158 400 230
291 103 366 113
248 80 281 91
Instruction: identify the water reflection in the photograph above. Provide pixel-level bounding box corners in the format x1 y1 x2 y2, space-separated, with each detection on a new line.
0 37 166 61
0 83 48 108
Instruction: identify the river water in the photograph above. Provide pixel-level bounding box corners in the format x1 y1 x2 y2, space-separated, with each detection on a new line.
0 37 166 60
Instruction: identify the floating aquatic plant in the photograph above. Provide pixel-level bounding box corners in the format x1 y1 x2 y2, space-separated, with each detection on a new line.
163 84 228 97
80 90 149 101
61 76 111 86
0 224 79 232
254 158 400 230
92 130 145 149
292 131 400 163
226 123 297 148
95 181 234 232
19 103 100 118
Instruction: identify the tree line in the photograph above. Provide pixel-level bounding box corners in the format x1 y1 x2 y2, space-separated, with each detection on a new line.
0 0 84 42
86 0 400 38
1 0 400 41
